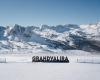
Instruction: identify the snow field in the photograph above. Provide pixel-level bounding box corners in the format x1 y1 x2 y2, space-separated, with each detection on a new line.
0 62 100 80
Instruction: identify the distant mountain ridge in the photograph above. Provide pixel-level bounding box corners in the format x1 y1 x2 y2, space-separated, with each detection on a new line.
0 22 100 53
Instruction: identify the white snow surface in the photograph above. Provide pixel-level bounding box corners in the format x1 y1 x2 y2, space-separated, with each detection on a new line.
0 50 100 80
0 57 100 80
2 63 100 80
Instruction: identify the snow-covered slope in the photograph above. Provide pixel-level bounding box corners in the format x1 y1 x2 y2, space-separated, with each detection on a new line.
0 22 100 54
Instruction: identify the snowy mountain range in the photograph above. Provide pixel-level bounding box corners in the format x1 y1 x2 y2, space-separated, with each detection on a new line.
0 22 100 54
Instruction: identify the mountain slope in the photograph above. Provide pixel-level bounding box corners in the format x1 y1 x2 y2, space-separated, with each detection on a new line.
0 22 100 53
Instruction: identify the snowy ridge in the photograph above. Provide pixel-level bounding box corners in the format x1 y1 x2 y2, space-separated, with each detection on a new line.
0 22 100 54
